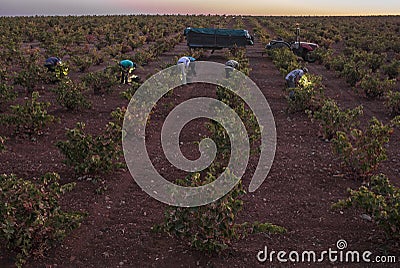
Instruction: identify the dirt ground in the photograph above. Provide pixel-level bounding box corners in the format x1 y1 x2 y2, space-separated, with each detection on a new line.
1 19 399 268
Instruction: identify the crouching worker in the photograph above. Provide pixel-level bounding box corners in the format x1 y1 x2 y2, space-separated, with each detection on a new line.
177 56 191 84
44 57 62 72
224 59 239 78
44 56 68 80
119 59 139 84
285 67 308 88
187 56 196 76
285 67 308 99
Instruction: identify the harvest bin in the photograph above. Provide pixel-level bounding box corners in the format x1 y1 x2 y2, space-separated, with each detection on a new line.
184 27 254 51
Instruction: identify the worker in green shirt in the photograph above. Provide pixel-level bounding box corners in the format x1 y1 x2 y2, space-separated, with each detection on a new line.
119 59 139 84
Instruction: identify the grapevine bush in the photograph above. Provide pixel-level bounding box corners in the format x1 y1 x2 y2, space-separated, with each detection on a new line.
385 90 400 116
286 74 324 113
82 66 119 94
156 168 285 253
333 173 400 239
359 73 395 99
52 78 92 111
310 98 363 140
268 47 302 76
0 91 57 136
332 117 395 176
56 108 124 176
382 60 400 80
120 81 141 101
0 82 16 112
0 173 85 267
13 49 45 93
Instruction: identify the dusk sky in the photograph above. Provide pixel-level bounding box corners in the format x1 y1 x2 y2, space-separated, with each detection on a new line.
0 0 399 16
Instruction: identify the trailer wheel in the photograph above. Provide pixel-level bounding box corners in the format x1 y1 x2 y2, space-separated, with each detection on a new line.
302 51 317 63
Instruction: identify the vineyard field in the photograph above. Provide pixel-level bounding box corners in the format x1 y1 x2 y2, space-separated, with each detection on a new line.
0 15 399 267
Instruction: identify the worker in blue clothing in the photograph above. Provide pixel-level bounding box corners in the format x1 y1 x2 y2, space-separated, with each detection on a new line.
44 57 62 72
119 59 139 84
44 56 69 80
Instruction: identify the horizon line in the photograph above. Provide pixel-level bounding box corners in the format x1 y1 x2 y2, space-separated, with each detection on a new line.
1 13 399 17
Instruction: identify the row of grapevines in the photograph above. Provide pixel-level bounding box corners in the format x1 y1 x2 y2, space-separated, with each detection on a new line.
253 17 400 242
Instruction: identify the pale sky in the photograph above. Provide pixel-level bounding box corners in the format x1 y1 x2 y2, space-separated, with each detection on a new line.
0 0 399 16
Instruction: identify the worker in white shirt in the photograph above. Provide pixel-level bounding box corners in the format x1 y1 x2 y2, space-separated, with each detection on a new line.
177 56 191 84
224 59 239 78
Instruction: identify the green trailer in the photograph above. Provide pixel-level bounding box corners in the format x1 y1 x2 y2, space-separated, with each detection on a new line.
184 27 254 53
